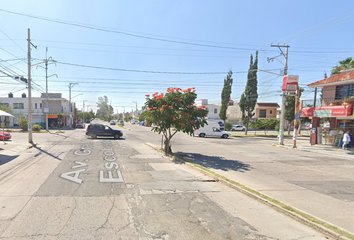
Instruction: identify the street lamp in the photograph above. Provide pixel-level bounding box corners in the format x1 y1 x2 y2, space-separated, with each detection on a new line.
68 83 78 128
83 100 88 126
132 101 137 118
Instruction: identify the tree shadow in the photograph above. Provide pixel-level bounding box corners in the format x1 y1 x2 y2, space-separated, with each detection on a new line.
0 154 19 166
174 151 252 172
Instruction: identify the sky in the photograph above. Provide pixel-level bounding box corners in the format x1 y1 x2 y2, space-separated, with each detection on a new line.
1 1 354 114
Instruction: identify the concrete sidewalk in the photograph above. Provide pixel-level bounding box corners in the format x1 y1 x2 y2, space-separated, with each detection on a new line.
0 127 77 156
279 136 354 159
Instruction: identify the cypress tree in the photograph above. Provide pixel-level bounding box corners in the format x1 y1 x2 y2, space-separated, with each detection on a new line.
239 51 258 135
219 70 233 122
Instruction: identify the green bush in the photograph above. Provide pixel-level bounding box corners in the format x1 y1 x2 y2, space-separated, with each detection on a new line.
18 117 28 131
225 122 232 131
32 124 42 132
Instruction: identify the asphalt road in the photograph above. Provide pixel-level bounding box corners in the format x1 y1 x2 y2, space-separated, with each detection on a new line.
127 122 354 238
0 121 339 239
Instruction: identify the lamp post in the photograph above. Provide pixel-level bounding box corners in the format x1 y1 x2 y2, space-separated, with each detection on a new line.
83 100 88 127
132 101 137 118
68 83 78 128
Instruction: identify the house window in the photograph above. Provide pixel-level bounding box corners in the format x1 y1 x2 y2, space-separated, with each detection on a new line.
335 84 354 100
270 110 273 114
259 109 266 118
40 103 42 109
35 103 37 109
214 108 217 114
0 103 9 107
13 103 24 109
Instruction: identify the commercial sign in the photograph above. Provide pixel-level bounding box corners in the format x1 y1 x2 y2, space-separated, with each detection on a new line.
282 75 299 91
301 105 353 117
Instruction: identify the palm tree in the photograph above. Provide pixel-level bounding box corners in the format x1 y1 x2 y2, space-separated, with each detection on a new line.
331 57 354 76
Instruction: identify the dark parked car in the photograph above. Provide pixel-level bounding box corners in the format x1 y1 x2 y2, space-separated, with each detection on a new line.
86 124 123 139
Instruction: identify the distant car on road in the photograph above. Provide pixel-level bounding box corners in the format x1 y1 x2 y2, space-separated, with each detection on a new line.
110 120 116 125
76 122 85 128
231 125 245 131
0 131 11 141
118 120 124 126
86 124 123 139
195 127 230 138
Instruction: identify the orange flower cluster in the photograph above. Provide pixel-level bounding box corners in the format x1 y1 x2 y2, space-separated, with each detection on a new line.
169 106 173 108
162 105 166 108
184 113 189 115
190 120 195 123
167 87 182 93
160 109 165 111
180 123 185 126
153 107 157 109
173 118 177 120
181 87 195 93
152 92 164 100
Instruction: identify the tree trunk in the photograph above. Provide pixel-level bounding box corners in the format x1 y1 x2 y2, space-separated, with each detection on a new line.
164 137 172 154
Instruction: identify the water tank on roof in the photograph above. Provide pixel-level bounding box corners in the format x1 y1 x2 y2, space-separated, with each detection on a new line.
22 93 26 98
8 93 13 98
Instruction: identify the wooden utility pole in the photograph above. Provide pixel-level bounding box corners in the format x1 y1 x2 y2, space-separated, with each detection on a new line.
293 86 300 148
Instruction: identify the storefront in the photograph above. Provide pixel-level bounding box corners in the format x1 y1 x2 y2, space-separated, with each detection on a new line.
301 105 353 145
42 114 68 128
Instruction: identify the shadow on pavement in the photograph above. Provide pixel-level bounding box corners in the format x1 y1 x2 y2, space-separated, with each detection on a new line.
175 151 252 172
33 146 63 161
0 154 19 166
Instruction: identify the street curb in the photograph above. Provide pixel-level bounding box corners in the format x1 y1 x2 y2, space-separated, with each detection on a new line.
145 142 354 240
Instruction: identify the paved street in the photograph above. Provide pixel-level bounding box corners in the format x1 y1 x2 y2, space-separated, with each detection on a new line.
0 122 351 239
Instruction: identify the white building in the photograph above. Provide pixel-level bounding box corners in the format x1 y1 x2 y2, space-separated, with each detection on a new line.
195 99 222 120
0 92 71 127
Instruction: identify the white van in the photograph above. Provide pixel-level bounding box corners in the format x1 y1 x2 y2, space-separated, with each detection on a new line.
195 121 231 138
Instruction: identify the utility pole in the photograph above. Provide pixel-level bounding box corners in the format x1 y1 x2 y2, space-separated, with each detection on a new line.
31 48 56 131
27 28 37 144
270 44 289 145
44 48 57 131
69 83 78 128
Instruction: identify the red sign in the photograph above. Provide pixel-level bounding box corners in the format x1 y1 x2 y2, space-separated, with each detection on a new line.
301 105 352 117
282 75 299 91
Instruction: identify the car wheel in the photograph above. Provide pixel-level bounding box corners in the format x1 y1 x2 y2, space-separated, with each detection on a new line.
242 128 245 131
91 134 97 139
199 133 205 137
114 133 120 139
222 134 228 138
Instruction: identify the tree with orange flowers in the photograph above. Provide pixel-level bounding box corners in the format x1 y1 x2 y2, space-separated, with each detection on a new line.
143 87 208 154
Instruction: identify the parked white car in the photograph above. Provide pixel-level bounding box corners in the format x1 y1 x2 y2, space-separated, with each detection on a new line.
231 125 245 131
195 127 230 138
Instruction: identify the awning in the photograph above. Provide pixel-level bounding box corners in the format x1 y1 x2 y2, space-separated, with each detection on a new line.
301 105 353 117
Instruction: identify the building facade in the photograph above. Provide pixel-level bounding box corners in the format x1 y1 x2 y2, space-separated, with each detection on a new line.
0 92 71 127
301 69 354 144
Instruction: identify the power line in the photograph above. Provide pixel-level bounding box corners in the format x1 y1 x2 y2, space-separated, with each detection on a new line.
0 8 261 51
56 61 229 75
